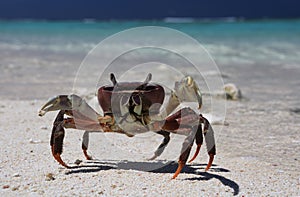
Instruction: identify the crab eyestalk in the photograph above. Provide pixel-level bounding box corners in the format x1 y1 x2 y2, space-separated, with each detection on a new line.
110 73 118 86
143 73 152 84
140 73 152 89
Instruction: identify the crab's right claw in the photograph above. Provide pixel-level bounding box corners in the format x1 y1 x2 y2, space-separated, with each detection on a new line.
39 94 85 116
38 95 72 116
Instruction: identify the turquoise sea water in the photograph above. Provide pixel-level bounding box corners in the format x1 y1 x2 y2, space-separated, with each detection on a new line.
1 19 300 66
0 19 300 100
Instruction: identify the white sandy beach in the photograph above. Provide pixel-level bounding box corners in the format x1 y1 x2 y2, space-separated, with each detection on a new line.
0 97 299 196
1 20 300 196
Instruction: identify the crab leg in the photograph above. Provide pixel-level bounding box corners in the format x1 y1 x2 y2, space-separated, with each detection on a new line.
161 107 199 132
51 111 100 167
202 115 216 171
186 115 216 171
159 107 216 177
172 126 196 179
148 130 170 160
82 131 92 160
188 124 203 163
50 110 70 168
40 95 107 167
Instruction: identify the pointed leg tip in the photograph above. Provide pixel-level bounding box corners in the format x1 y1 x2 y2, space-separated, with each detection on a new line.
205 161 212 171
188 145 201 163
83 150 93 160
171 173 179 179
57 159 70 168
65 165 71 169
84 155 93 160
147 155 157 161
205 154 214 171
172 162 185 180
52 151 70 168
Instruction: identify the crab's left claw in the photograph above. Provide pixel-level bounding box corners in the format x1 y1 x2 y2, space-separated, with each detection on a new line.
39 95 73 116
174 76 202 109
186 76 203 109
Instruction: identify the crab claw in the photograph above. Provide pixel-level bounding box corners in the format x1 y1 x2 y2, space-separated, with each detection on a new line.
174 76 202 109
38 95 73 116
38 94 89 117
186 76 203 109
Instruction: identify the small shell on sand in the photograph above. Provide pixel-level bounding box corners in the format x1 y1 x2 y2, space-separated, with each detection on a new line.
12 173 20 177
74 159 82 165
29 138 42 144
40 126 48 130
224 83 242 100
45 173 55 181
12 186 19 191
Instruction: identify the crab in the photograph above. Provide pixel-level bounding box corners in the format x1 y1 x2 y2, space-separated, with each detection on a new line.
38 73 216 179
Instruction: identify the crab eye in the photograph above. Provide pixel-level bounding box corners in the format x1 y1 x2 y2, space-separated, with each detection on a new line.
132 94 141 106
120 95 130 106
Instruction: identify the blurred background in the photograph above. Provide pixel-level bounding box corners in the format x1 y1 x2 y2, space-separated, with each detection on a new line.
0 0 300 102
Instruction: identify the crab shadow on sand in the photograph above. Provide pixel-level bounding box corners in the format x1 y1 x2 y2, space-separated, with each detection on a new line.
64 160 239 195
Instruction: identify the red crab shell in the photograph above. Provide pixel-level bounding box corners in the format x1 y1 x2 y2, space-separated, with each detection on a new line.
98 82 165 115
